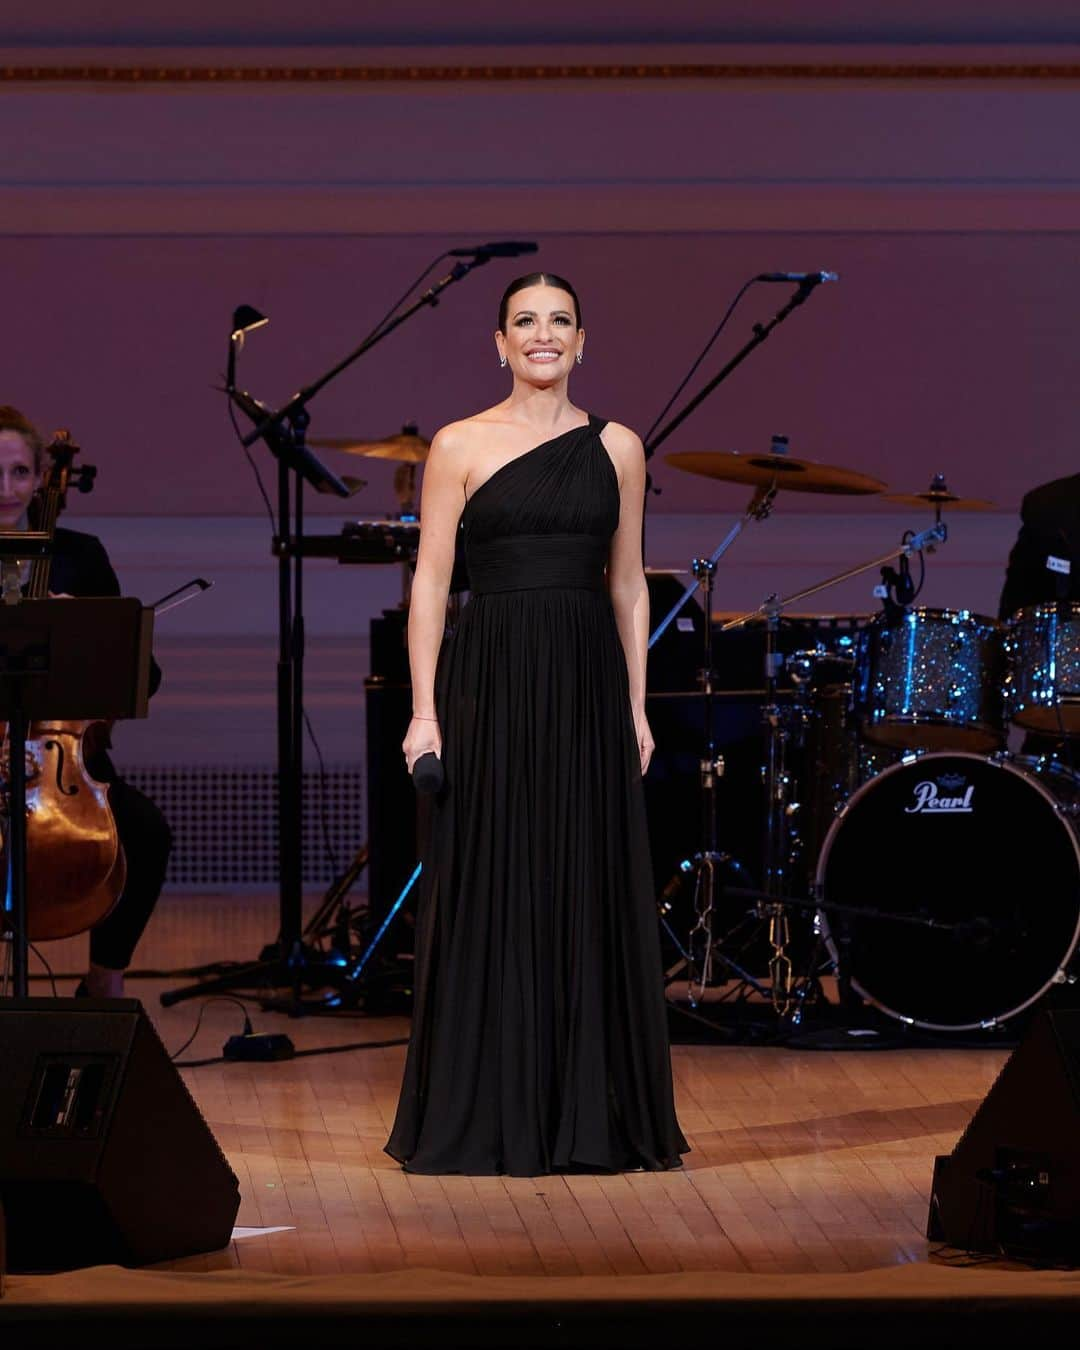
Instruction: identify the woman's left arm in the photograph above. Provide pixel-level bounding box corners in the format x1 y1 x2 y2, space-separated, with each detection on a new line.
603 423 654 775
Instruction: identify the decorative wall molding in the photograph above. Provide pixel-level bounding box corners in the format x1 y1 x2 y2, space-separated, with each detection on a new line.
5 183 1080 236
4 60 1080 85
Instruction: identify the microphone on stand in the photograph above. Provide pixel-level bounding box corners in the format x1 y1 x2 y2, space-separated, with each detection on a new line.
756 271 840 284
448 241 539 258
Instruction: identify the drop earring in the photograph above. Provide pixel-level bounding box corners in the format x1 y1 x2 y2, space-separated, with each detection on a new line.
576 351 584 365
499 355 507 368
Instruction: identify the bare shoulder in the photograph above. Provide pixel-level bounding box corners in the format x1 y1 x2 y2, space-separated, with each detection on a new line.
432 409 508 453
598 420 645 481
426 418 482 478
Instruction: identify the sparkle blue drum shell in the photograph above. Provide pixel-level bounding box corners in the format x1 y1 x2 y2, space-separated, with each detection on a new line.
855 608 1005 752
1006 603 1080 735
815 752 1080 1030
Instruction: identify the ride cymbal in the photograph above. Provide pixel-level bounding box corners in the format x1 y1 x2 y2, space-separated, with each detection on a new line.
882 489 996 512
665 449 886 496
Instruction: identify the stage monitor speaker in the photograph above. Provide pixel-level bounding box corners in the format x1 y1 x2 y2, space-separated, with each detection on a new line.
0 999 240 1271
927 1007 1080 1260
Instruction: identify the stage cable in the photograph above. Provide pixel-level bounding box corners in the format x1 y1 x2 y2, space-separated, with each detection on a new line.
227 394 276 531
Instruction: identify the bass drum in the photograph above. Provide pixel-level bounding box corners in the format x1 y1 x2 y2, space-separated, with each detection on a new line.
815 752 1080 1030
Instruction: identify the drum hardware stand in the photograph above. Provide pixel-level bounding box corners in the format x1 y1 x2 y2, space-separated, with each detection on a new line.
635 276 838 1020
651 491 776 1007
718 520 949 1023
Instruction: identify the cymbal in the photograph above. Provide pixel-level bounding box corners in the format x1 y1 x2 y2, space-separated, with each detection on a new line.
309 431 431 463
883 489 996 512
665 450 886 496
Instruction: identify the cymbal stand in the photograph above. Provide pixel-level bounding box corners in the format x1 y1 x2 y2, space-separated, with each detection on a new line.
651 485 776 1006
650 484 774 647
681 556 747 1003
720 520 948 1021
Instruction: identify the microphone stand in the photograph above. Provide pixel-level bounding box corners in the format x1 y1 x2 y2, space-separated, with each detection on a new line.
644 277 822 464
239 256 494 453
161 253 497 1016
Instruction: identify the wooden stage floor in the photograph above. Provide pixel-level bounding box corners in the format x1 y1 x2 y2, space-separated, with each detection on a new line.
5 895 1080 1347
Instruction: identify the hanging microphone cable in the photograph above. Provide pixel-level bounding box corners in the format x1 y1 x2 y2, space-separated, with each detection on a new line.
642 270 839 450
642 276 758 448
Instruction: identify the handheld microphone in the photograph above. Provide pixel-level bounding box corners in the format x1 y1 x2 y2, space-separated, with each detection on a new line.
756 271 840 284
447 241 539 258
412 751 444 794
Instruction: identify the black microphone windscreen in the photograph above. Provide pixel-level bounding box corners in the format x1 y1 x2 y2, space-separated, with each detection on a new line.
412 751 445 794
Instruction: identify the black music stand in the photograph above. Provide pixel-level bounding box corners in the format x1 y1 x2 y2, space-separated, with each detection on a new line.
0 592 153 997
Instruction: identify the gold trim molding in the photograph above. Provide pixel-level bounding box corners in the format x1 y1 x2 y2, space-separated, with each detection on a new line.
2 62 1080 85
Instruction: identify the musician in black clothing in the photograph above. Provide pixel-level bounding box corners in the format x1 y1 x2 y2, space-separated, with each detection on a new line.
999 471 1080 620
0 405 171 997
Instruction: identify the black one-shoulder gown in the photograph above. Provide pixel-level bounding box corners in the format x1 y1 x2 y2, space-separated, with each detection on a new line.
386 414 687 1176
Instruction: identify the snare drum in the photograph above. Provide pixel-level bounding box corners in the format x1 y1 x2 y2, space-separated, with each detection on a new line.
856 608 1004 752
1005 603 1080 735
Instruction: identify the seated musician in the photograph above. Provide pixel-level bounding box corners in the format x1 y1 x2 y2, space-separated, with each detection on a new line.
0 405 171 997
999 471 1080 620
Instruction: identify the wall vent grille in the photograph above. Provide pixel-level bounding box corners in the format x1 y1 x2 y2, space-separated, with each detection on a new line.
125 764 365 891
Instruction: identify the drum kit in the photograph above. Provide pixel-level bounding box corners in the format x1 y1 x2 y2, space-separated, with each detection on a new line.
317 423 1080 1037
661 443 1080 1037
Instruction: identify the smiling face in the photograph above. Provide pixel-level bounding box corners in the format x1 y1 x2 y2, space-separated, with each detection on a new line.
0 429 39 529
495 283 584 387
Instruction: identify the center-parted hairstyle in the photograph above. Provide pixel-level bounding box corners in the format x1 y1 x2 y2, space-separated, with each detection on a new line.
497 273 582 334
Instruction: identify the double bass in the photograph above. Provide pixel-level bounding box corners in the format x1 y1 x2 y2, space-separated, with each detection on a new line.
0 431 126 941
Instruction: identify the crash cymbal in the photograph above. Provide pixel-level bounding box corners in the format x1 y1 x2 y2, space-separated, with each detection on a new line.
665 449 886 496
883 489 995 511
309 430 431 463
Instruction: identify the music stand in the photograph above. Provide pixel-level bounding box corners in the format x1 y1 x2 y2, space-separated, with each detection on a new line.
0 593 153 997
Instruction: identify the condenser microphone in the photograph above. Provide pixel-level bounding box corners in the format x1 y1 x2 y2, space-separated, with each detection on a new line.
756 271 840 284
447 241 539 258
412 752 445 794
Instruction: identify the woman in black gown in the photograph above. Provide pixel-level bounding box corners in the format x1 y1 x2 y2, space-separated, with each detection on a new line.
386 274 687 1176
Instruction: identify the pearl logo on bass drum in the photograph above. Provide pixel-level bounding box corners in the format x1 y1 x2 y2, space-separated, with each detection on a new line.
905 777 974 814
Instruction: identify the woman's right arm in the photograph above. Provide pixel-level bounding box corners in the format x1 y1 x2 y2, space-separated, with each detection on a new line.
402 426 468 772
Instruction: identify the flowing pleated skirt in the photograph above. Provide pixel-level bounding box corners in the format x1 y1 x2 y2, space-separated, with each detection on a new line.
386 586 688 1176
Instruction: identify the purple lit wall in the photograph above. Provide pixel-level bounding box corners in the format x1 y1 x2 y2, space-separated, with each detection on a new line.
3 231 1079 519
4 7 1080 799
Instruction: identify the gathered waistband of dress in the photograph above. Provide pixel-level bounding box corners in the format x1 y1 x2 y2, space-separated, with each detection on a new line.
467 533 608 595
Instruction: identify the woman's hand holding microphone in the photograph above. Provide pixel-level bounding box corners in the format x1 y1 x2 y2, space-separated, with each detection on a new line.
403 713 444 793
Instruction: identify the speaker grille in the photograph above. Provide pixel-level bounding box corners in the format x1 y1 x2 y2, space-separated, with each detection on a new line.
125 765 365 890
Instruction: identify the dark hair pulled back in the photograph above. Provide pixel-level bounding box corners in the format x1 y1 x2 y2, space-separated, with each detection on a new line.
497 272 582 334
